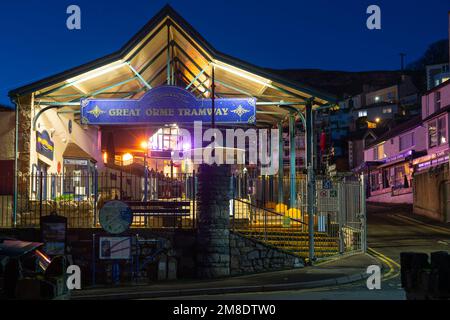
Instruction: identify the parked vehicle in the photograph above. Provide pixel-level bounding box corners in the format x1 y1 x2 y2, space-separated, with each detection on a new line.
0 236 69 299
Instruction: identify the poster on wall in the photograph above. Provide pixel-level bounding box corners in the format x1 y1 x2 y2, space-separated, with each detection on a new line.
36 130 54 160
40 215 67 256
99 236 132 260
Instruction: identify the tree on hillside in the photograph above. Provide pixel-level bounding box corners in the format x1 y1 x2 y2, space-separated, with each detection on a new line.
407 39 449 70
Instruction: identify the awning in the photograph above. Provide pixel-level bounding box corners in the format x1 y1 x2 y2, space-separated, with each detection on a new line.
62 143 97 163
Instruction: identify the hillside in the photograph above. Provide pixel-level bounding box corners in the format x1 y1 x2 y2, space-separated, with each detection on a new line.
268 69 426 99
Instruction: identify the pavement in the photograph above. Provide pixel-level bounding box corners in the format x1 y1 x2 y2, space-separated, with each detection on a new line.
71 253 379 300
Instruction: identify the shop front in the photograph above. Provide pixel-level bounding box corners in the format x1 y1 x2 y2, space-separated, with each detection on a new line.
413 149 450 222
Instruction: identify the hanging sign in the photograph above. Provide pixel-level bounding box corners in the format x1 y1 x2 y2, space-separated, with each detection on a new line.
81 85 256 125
40 214 67 256
36 130 54 160
99 236 132 260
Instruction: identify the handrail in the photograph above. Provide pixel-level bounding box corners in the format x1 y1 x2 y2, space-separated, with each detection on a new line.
233 198 307 226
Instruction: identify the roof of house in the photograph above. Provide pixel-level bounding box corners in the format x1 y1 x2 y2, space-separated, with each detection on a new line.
366 115 422 148
422 79 450 95
62 143 97 162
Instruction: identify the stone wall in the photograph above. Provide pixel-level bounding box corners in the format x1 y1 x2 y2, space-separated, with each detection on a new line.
196 164 231 278
15 95 32 175
413 164 449 222
0 109 15 161
230 232 304 275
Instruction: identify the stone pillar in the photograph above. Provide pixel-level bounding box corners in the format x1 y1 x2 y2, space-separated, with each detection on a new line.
196 164 231 278
15 94 33 175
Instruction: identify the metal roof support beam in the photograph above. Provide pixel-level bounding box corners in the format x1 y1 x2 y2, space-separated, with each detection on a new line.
278 121 284 204
305 99 316 263
186 65 209 90
167 22 171 85
214 79 253 98
289 111 297 209
176 58 211 94
69 76 140 102
126 63 152 89
129 44 168 75
256 101 306 106
34 101 80 106
173 42 211 78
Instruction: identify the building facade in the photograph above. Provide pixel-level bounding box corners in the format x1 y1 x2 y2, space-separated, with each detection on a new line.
413 79 450 221
363 116 426 204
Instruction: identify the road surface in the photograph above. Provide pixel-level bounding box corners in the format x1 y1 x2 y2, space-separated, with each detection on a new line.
153 203 450 300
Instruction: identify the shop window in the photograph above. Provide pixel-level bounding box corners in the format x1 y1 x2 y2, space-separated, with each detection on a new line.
370 172 381 191
382 169 390 189
394 165 406 189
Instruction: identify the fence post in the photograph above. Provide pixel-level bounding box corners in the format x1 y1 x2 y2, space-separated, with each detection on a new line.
93 171 98 227
360 173 367 253
192 170 196 228
39 171 43 219
337 181 345 254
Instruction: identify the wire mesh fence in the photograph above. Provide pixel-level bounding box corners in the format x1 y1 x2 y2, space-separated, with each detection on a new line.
0 170 365 258
230 173 366 258
0 172 197 229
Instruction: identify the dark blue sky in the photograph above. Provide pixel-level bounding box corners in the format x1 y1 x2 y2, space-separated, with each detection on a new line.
1 0 449 106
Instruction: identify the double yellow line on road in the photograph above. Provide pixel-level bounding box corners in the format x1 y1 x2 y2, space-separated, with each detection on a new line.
391 214 450 235
367 247 401 281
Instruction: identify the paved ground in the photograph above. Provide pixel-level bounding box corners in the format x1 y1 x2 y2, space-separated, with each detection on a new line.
72 203 450 300
151 203 450 300
72 253 377 300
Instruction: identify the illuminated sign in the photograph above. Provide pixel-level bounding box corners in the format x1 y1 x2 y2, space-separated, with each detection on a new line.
413 149 449 171
36 130 54 160
81 86 256 125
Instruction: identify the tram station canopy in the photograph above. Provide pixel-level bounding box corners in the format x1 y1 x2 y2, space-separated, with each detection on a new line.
9 5 336 126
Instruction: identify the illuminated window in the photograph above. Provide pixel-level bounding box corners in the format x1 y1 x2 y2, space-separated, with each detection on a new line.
428 120 438 148
382 107 392 114
428 117 447 148
373 144 384 160
358 110 367 118
438 117 447 145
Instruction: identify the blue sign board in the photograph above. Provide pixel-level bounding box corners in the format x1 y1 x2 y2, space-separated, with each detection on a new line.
36 130 54 160
322 179 332 190
81 86 256 125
